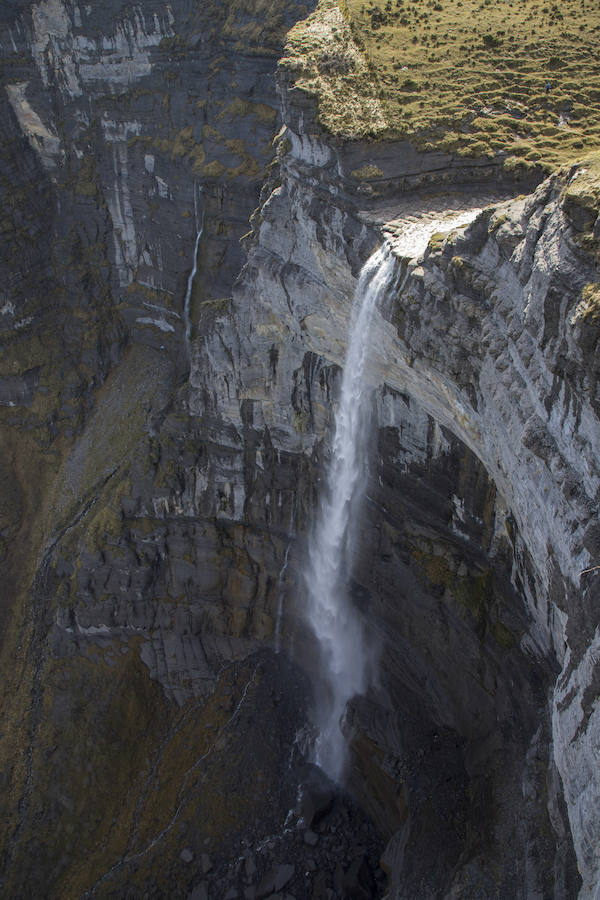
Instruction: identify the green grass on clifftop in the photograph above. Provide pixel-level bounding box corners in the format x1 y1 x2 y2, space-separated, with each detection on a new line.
282 0 600 170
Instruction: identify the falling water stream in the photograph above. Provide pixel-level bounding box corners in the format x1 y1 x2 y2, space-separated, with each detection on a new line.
275 501 296 655
302 211 484 782
184 186 205 348
304 243 398 782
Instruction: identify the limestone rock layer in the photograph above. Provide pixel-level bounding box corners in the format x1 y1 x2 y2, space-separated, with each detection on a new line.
0 1 598 898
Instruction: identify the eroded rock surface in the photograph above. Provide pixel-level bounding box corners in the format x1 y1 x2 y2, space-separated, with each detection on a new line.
0 0 598 898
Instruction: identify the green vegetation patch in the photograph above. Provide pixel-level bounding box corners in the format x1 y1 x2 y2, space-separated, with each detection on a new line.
282 0 600 169
412 547 516 648
351 163 384 178
219 97 278 126
562 152 600 217
280 0 387 137
562 152 600 255
74 155 101 198
572 282 600 324
130 128 206 173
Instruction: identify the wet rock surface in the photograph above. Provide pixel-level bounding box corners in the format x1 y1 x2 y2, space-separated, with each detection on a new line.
39 648 387 900
0 0 598 898
194 782 386 900
211 799 382 899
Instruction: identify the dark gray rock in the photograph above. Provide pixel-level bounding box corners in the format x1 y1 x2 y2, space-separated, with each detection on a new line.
0 0 598 898
244 853 257 881
188 883 208 900
256 864 295 898
296 768 334 829
341 855 374 899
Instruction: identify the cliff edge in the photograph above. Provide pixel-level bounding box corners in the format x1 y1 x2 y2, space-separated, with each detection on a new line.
0 0 599 897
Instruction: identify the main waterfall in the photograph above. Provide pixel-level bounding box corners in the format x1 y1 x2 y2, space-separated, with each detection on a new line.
305 243 398 782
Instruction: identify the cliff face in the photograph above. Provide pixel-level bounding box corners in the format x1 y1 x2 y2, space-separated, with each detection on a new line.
211 97 598 897
1 1 599 898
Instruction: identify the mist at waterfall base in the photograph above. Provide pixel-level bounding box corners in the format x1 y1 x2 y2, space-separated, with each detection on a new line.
303 244 398 784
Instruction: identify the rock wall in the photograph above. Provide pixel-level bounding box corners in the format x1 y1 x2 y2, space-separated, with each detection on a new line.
0 0 599 898
208 94 598 896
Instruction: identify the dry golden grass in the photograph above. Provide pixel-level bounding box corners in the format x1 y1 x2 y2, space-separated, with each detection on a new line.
282 0 600 170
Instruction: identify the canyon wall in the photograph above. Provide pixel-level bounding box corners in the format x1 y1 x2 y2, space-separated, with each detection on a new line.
0 0 598 897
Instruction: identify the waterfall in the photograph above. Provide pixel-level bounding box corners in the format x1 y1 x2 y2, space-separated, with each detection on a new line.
183 187 205 347
304 243 398 782
275 541 292 654
275 498 297 654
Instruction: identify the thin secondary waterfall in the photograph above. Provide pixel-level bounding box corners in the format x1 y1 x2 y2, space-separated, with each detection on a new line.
275 501 296 654
304 243 398 783
275 541 292 655
184 187 205 347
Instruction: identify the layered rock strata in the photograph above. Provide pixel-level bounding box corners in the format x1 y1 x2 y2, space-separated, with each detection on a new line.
211 103 598 895
0 1 598 898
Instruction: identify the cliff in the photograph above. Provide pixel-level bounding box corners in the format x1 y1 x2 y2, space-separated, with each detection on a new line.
0 0 599 898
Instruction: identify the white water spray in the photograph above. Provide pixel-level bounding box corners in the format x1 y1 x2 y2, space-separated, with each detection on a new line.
304 243 398 782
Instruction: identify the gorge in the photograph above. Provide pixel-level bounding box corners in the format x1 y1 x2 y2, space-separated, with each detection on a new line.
0 0 599 898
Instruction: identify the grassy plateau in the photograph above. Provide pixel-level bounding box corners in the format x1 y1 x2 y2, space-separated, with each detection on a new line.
281 0 600 171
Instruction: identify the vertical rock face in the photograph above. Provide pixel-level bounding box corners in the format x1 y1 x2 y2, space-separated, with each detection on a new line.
0 1 323 896
209 98 596 897
1 1 599 898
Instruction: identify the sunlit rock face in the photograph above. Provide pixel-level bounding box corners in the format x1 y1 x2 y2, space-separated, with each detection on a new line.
216 95 596 896
0 1 599 898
